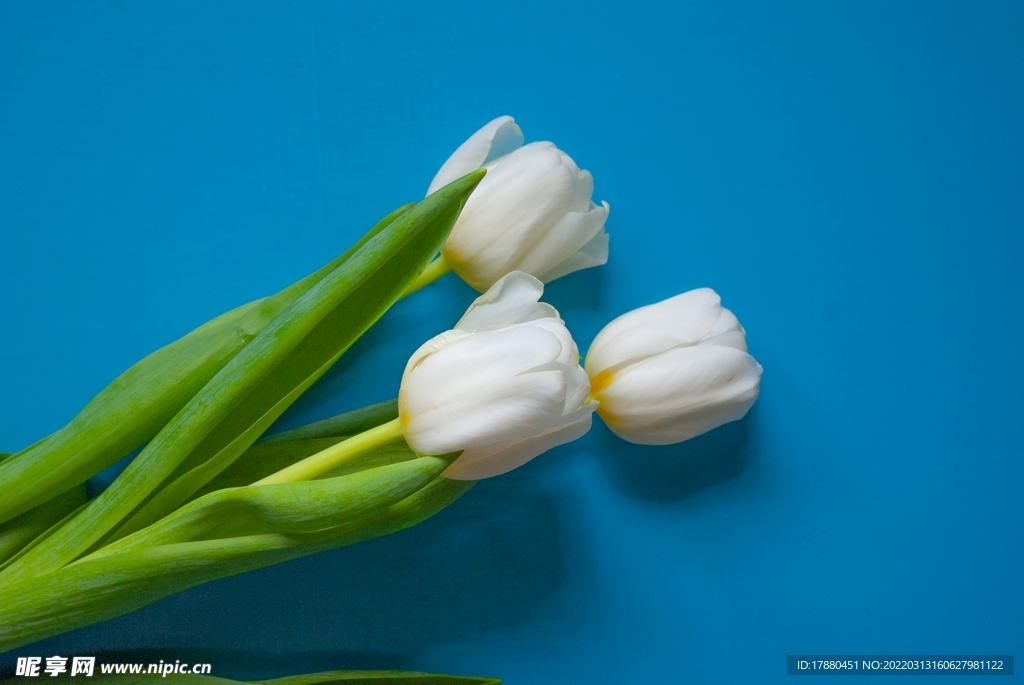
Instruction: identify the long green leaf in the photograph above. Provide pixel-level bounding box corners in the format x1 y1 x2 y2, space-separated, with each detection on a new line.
0 478 474 652
0 408 404 554
182 401 405 498
0 502 89 575
191 441 418 499
0 171 483 585
0 205 413 527
95 458 449 556
0 486 87 565
109 174 482 541
179 402 404 500
259 399 399 443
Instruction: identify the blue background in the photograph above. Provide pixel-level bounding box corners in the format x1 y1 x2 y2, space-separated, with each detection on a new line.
1 1 1022 683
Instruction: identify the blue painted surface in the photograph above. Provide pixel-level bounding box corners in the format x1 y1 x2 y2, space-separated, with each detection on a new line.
1 2 1022 682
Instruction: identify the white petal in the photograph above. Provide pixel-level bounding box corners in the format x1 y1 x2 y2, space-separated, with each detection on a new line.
443 412 594 480
426 116 524 196
520 318 579 365
538 225 610 284
706 310 748 352
585 288 745 378
402 328 473 380
400 325 567 455
596 345 762 445
530 201 610 283
441 142 578 290
455 271 558 332
561 364 592 415
569 168 594 213
554 146 583 180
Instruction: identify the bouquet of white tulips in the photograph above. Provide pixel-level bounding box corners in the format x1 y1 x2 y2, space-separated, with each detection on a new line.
0 118 763 668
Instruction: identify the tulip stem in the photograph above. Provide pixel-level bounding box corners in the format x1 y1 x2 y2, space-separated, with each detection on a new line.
403 255 453 296
253 418 405 485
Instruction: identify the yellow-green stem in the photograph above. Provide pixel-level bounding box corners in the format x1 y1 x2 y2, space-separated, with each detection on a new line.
402 255 454 297
253 418 405 485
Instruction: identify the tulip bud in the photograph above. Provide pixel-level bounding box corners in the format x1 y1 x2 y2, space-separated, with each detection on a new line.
399 271 596 479
585 288 763 445
427 116 610 291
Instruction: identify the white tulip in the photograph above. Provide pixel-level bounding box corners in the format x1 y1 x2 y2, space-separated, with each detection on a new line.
427 116 610 291
585 288 763 445
399 271 596 480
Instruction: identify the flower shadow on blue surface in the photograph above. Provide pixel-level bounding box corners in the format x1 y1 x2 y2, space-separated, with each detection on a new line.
594 406 757 503
542 261 604 312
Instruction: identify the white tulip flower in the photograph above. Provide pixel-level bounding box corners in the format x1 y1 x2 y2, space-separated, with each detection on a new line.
585 288 763 445
426 116 610 291
399 271 596 480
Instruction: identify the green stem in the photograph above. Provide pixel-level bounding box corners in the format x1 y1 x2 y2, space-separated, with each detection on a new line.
403 254 453 296
254 418 405 485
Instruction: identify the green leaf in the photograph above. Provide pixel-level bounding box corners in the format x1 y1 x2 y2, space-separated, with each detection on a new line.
191 440 418 498
109 174 482 541
0 171 483 585
0 502 89 575
0 204 413 527
182 400 406 497
260 399 399 443
177 402 405 502
0 486 87 566
0 477 474 652
96 457 449 555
